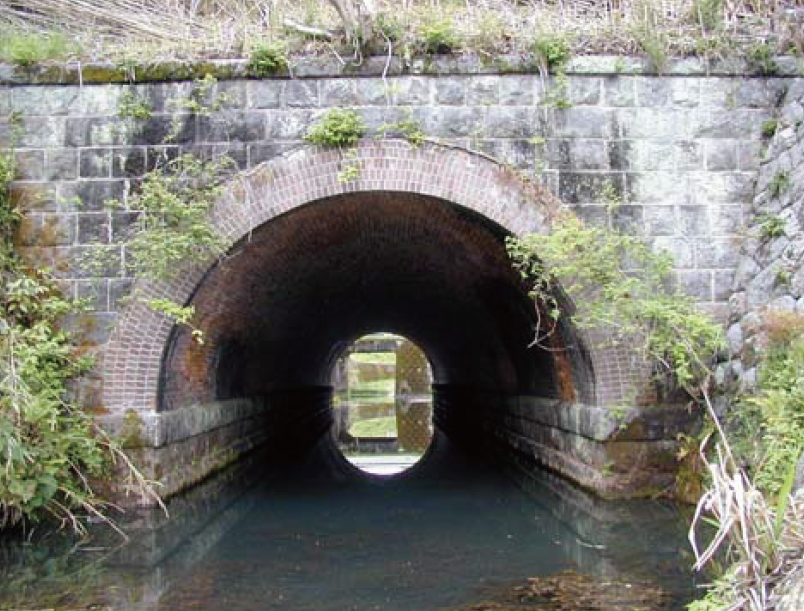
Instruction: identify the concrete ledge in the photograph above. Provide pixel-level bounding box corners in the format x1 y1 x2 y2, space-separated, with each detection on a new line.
1 54 801 85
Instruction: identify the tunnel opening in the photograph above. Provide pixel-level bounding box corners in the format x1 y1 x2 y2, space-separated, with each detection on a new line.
157 190 594 480
331 332 434 476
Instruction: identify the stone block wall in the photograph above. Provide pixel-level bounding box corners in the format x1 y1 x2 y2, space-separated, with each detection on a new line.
723 78 804 387
2 58 797 343
3 56 802 499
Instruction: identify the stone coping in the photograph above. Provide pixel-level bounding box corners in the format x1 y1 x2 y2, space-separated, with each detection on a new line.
97 387 332 449
1 53 801 85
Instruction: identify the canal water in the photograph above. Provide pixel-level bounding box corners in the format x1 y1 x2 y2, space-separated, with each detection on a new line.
0 434 698 611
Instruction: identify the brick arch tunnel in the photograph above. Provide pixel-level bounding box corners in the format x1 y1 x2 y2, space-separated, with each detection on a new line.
158 190 594 471
101 141 669 500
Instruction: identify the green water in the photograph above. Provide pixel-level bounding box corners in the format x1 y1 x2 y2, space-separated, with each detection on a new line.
0 436 698 611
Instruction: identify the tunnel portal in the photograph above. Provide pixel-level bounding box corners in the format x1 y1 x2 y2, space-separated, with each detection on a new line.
159 191 589 467
101 142 690 501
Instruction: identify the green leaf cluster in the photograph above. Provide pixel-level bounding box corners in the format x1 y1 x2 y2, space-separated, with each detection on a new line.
742 334 804 497
118 153 232 280
247 42 288 77
507 212 723 394
304 109 366 147
0 154 109 531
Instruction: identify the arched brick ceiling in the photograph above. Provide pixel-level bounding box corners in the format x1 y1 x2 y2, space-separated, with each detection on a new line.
159 191 559 409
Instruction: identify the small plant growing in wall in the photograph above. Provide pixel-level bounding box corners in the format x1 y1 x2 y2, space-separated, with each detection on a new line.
761 119 778 139
304 108 366 147
532 32 571 74
247 42 288 77
117 90 152 121
757 214 786 240
769 170 790 198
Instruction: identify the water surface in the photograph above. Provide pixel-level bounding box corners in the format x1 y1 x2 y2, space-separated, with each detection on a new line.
0 435 697 611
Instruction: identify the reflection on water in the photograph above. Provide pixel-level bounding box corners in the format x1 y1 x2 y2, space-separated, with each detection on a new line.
0 434 697 611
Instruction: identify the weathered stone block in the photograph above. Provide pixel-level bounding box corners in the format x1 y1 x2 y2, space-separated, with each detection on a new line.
644 205 675 236
112 147 147 178
695 238 741 268
66 117 131 147
674 139 704 171
197 111 265 143
13 116 66 148
76 279 109 311
248 141 298 166
676 270 713 300
14 149 45 180
467 75 499 105
284 80 319 107
631 140 674 171
266 109 314 139
427 106 486 138
603 75 636 107
569 77 602 106
392 77 431 105
109 278 134 309
61 180 126 211
246 80 282 109
559 171 623 204
80 148 112 178
320 79 358 106
45 148 78 180
547 139 609 170
549 107 617 139
635 77 671 106
134 114 196 145
191 143 248 169
651 237 694 268
77 212 111 244
499 75 536 106
705 139 738 171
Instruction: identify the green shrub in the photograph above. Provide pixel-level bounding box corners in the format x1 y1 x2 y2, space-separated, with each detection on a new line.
757 214 786 239
420 17 460 54
533 33 571 72
112 153 232 280
746 42 778 75
690 0 724 31
0 153 158 532
247 42 288 77
769 170 790 198
507 212 723 394
761 119 778 138
304 109 366 147
0 31 78 66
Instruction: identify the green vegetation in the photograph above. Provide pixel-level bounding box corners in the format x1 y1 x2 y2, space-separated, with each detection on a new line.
378 110 426 146
769 170 790 198
507 212 723 393
110 153 231 281
757 214 786 240
419 16 460 55
349 416 397 438
0 154 158 533
0 2 797 70
532 32 571 74
761 119 778 139
305 109 366 147
690 0 724 32
350 352 395 365
117 90 152 120
0 30 78 66
746 41 779 76
247 42 288 77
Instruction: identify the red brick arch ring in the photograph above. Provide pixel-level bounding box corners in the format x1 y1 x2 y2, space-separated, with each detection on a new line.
100 139 637 417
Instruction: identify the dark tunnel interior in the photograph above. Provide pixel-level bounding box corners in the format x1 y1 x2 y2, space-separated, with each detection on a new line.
158 191 593 472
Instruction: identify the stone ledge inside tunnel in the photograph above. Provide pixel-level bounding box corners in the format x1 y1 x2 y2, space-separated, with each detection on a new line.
435 387 700 499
